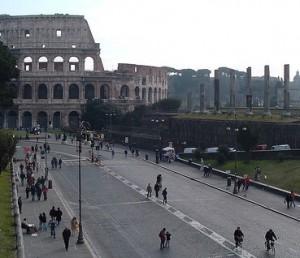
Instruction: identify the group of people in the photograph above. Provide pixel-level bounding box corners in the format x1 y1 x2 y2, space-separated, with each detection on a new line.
51 156 62 169
146 174 168 204
234 227 277 253
203 164 213 177
158 228 171 249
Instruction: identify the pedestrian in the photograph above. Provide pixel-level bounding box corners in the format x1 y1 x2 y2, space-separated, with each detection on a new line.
285 193 291 209
20 163 24 174
111 149 115 159
42 185 48 201
25 185 30 199
56 207 63 225
71 217 79 236
31 185 36 201
36 185 42 201
290 190 296 208
41 212 47 231
131 149 134 157
124 150 128 158
146 183 152 198
48 218 56 238
162 187 168 204
39 213 43 231
20 171 26 186
62 227 71 251
208 164 212 177
154 183 160 198
54 157 57 169
51 158 55 169
49 206 57 220
203 166 208 177
58 158 62 169
159 228 166 249
244 176 250 191
18 196 22 214
166 231 171 247
237 179 243 192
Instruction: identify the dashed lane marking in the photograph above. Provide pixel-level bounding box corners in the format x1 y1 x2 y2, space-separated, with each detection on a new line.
102 166 256 258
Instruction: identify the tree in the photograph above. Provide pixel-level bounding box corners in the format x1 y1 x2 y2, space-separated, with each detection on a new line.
237 126 258 152
0 42 19 107
0 130 16 173
151 98 181 112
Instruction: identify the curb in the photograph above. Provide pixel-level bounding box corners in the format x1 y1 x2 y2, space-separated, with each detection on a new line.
145 159 300 223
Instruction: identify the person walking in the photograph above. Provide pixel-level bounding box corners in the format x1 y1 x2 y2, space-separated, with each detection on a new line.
71 217 79 236
49 206 57 220
162 187 168 204
18 197 22 214
58 158 62 169
25 185 30 199
285 193 292 209
146 183 152 198
62 227 71 251
159 228 166 249
42 185 48 201
111 149 115 159
31 185 36 201
20 171 26 186
38 213 43 231
165 231 171 247
56 207 63 225
36 185 42 201
154 183 160 198
41 212 47 231
290 190 296 208
124 150 128 158
49 218 56 238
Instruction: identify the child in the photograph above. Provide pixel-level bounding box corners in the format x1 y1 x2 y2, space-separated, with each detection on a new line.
166 231 171 247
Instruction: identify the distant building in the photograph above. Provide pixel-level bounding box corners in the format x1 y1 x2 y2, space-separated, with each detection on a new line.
0 14 168 129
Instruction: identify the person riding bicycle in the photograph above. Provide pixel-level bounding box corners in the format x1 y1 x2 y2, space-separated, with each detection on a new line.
265 229 277 251
234 227 244 248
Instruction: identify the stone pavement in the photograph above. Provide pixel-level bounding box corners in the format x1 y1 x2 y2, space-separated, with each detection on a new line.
13 151 93 258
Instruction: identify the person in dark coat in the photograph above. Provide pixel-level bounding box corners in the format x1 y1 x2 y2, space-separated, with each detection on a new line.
159 228 166 249
49 206 57 220
162 188 168 204
62 227 71 251
25 185 30 199
154 183 160 198
31 185 36 201
285 193 292 209
58 158 62 169
56 207 63 225
18 197 22 214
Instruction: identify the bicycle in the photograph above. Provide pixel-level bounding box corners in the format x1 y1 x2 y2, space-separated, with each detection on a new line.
265 240 275 255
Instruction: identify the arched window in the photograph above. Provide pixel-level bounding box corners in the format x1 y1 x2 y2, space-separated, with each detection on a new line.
69 84 79 99
24 56 32 71
135 87 140 99
38 56 48 70
154 88 157 103
142 88 146 100
54 56 64 72
69 56 79 72
69 111 79 128
85 84 95 99
148 88 153 103
22 111 32 129
37 111 48 129
53 84 63 99
120 85 129 98
38 84 47 99
53 112 61 129
100 84 109 99
84 57 94 71
23 84 32 99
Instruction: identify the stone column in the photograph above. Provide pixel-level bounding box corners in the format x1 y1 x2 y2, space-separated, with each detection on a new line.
214 69 220 113
229 69 235 113
282 64 291 116
263 65 271 115
246 67 253 114
199 83 206 113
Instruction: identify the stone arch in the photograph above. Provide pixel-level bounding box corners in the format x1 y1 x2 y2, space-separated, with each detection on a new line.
69 84 79 99
158 88 161 100
142 88 146 100
100 84 109 99
23 84 32 99
7 110 17 128
84 57 94 71
9 83 18 98
38 84 48 99
22 111 32 129
69 111 79 128
135 87 140 99
85 84 95 99
154 88 157 102
120 85 129 98
54 56 64 72
53 84 63 99
69 56 79 72
53 111 61 129
24 56 32 71
38 56 48 71
37 111 48 129
148 87 153 103
0 112 4 128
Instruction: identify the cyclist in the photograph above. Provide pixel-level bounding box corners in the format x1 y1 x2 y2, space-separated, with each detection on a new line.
234 227 244 248
265 229 277 251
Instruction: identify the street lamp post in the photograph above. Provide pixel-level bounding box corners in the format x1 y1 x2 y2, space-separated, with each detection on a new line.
151 119 165 163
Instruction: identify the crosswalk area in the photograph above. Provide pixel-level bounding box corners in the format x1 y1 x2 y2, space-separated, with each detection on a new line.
62 159 91 167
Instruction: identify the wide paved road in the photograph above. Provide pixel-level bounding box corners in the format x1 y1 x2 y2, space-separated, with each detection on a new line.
20 140 300 258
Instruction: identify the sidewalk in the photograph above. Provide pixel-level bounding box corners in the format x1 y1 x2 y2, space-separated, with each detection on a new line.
14 151 93 258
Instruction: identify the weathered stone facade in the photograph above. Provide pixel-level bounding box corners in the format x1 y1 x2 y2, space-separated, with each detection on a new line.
0 14 168 129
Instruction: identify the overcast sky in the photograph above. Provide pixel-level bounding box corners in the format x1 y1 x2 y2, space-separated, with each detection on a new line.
2 0 300 78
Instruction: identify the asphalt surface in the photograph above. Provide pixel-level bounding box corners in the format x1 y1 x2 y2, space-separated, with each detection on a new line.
17 138 300 258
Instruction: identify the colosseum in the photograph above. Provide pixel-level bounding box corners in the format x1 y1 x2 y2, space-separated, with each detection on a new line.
0 14 168 129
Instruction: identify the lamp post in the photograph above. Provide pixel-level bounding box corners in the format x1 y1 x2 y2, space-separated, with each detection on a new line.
151 119 165 163
76 120 89 245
